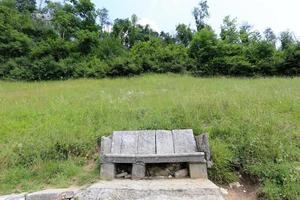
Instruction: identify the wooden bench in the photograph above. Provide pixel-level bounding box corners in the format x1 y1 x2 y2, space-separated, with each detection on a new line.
100 129 211 180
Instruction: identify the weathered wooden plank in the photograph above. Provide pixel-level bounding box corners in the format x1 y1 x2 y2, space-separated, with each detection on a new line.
120 131 138 154
100 136 112 155
172 129 197 153
111 131 123 154
195 134 213 168
137 130 156 154
156 130 174 154
102 152 205 164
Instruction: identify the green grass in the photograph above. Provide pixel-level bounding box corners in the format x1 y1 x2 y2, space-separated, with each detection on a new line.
0 74 299 199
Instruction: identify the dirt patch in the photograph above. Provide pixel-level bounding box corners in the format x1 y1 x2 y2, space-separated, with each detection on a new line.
222 179 260 200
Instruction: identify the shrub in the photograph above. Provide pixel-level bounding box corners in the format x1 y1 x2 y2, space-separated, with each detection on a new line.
31 56 66 80
74 56 109 78
131 39 191 73
107 55 141 76
0 57 34 80
278 43 300 76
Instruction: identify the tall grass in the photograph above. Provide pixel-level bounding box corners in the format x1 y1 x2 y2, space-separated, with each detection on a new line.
0 74 299 199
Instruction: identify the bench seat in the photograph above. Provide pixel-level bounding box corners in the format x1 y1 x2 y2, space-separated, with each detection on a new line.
102 152 205 163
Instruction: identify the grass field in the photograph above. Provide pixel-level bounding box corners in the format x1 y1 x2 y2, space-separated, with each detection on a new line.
0 74 299 199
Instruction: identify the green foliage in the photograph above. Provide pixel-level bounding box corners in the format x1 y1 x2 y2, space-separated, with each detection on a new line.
131 39 191 73
189 28 218 75
75 30 100 55
193 0 209 31
16 0 36 13
175 24 193 47
74 56 109 78
220 16 240 44
278 43 300 76
0 0 299 80
107 55 141 76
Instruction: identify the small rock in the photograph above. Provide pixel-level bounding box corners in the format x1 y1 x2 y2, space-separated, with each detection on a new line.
207 161 213 168
243 190 247 193
60 191 75 199
229 182 242 189
124 174 132 179
148 166 169 176
220 187 228 195
168 175 173 179
154 176 166 179
116 172 128 178
174 169 188 178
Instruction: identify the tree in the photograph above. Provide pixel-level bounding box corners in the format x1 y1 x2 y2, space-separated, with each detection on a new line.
280 31 295 50
160 31 175 44
97 8 110 29
220 16 239 44
112 18 132 48
239 23 252 44
47 1 79 40
264 28 277 44
189 27 218 75
193 0 209 31
279 42 300 75
69 0 99 31
16 0 36 12
175 24 193 47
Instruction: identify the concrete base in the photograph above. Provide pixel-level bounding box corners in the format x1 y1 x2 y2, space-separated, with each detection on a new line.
189 163 208 179
100 163 115 180
76 179 224 200
132 163 146 179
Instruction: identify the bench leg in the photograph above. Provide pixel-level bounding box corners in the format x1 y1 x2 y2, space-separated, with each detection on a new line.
100 163 115 180
132 163 145 180
189 163 207 179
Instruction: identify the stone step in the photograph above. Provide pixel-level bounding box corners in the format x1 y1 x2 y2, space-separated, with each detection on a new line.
1 179 224 200
75 179 224 200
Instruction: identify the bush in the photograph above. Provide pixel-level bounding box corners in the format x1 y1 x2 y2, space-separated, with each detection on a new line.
107 55 141 76
96 37 126 60
0 57 34 80
278 43 300 76
212 56 253 76
131 39 191 73
32 56 66 80
74 56 109 78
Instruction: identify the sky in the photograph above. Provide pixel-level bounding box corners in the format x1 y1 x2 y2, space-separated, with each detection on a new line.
93 0 300 38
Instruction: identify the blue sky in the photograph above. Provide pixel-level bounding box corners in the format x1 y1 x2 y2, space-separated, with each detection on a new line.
93 0 300 38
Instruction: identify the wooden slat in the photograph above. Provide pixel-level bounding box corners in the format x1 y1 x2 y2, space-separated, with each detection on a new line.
172 129 197 153
137 130 156 154
120 131 138 154
111 131 123 154
100 136 112 155
103 152 205 164
156 130 174 154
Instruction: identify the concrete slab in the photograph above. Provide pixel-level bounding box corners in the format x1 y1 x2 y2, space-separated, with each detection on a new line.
26 189 77 200
76 179 224 200
0 193 26 200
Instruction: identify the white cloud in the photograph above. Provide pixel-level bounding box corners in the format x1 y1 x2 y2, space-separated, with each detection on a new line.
138 18 161 32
